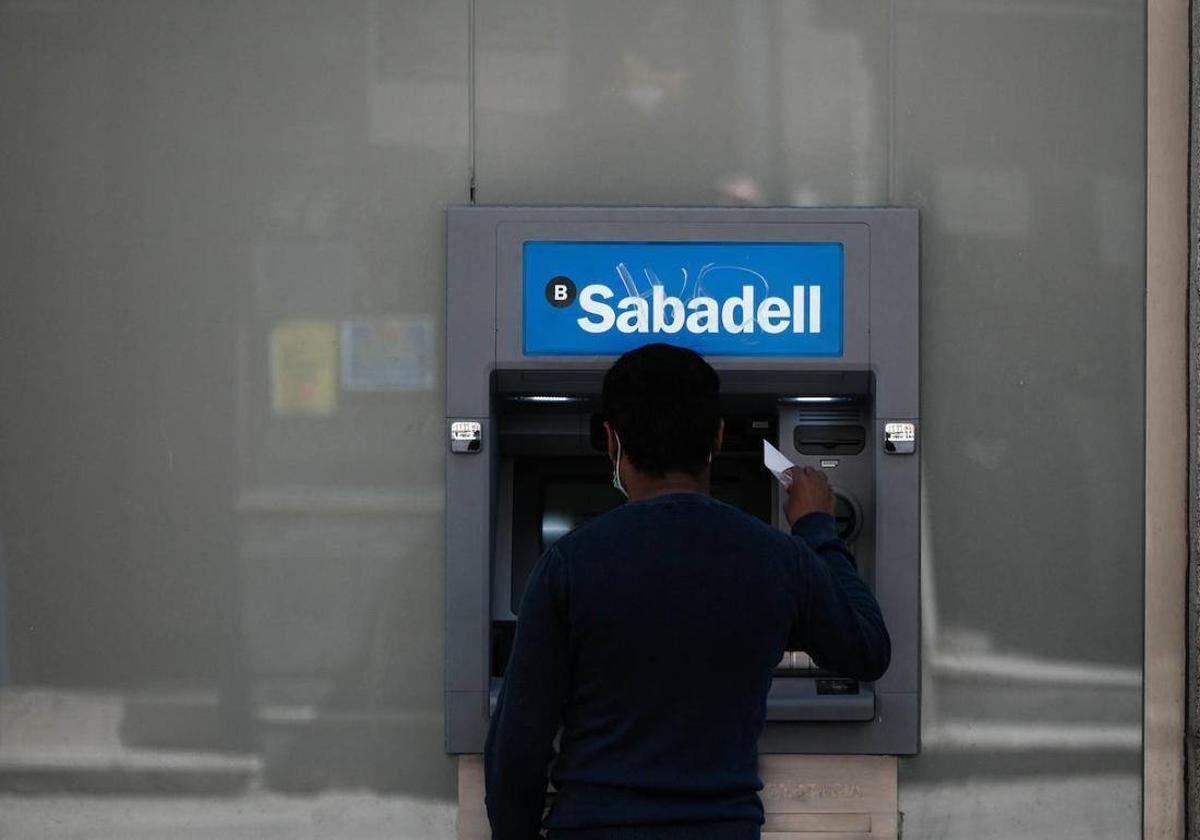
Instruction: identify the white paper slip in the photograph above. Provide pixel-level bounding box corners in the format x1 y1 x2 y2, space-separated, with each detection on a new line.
763 440 795 487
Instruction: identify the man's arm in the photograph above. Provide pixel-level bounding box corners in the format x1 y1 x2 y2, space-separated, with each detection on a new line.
783 466 891 682
484 546 570 840
790 512 891 681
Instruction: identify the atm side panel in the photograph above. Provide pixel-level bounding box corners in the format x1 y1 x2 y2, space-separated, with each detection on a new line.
445 208 499 753
868 208 921 755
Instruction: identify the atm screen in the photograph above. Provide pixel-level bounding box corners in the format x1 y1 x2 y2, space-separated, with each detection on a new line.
541 482 623 551
492 458 772 677
541 480 752 553
511 457 771 614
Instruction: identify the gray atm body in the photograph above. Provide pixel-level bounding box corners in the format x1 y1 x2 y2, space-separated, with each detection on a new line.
445 206 919 756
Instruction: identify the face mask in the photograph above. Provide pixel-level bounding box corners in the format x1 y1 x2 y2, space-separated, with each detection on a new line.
611 434 628 499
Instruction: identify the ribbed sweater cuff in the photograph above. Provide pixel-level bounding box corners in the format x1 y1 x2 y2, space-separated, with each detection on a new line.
789 511 838 544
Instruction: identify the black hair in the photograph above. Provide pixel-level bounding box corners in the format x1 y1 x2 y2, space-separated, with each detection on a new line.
601 343 721 477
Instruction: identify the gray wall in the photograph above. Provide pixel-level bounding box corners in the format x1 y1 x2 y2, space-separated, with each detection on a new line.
0 1 1145 838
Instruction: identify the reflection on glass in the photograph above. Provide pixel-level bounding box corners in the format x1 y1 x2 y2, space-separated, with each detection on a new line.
475 1 889 205
475 2 1147 838
893 1 1146 837
0 0 466 836
0 0 1148 837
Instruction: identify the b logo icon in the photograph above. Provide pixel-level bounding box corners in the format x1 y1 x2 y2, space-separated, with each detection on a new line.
546 276 576 308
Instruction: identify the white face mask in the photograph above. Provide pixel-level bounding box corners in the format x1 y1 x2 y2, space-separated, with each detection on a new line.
611 434 628 499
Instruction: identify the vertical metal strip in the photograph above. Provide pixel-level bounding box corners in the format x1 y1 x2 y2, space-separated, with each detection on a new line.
887 0 896 206
1144 0 1189 837
1187 0 1200 834
468 0 477 203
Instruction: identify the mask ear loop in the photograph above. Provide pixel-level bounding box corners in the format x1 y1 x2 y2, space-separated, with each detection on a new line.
612 433 628 499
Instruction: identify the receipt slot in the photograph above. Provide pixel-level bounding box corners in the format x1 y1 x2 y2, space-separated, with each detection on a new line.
445 207 919 756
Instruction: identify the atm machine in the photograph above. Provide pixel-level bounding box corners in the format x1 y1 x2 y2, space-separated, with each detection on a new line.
445 207 919 834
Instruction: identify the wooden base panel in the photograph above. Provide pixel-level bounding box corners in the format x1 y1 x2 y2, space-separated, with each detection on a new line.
457 754 898 839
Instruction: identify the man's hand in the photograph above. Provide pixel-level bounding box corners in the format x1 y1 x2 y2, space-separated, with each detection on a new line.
785 466 836 527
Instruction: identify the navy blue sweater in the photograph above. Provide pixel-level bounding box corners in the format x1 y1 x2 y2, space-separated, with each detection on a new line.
484 493 890 840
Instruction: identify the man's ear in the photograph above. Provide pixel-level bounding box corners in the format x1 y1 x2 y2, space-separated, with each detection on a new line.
603 421 619 464
712 418 725 457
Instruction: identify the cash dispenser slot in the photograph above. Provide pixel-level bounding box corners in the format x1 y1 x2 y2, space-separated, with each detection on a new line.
793 424 867 455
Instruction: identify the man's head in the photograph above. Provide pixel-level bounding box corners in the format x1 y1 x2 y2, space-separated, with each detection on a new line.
601 343 723 480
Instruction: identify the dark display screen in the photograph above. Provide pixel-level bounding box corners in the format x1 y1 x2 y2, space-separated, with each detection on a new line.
491 457 772 677
510 456 771 615
540 479 751 553
540 481 624 552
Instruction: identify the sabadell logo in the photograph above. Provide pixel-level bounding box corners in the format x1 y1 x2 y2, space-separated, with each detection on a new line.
544 277 823 336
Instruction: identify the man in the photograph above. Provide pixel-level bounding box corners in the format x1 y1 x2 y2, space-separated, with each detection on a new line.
485 343 891 840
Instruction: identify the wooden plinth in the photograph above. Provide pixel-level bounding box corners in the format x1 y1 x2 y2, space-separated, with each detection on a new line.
458 754 898 839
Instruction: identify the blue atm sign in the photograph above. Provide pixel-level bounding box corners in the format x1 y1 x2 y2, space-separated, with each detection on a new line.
522 241 844 357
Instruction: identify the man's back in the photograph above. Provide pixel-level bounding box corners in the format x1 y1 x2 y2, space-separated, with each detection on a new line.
485 492 890 839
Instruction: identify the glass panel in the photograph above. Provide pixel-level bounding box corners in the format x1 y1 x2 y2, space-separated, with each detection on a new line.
475 0 891 206
894 1 1145 837
476 2 1146 837
0 0 1147 836
0 0 466 835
